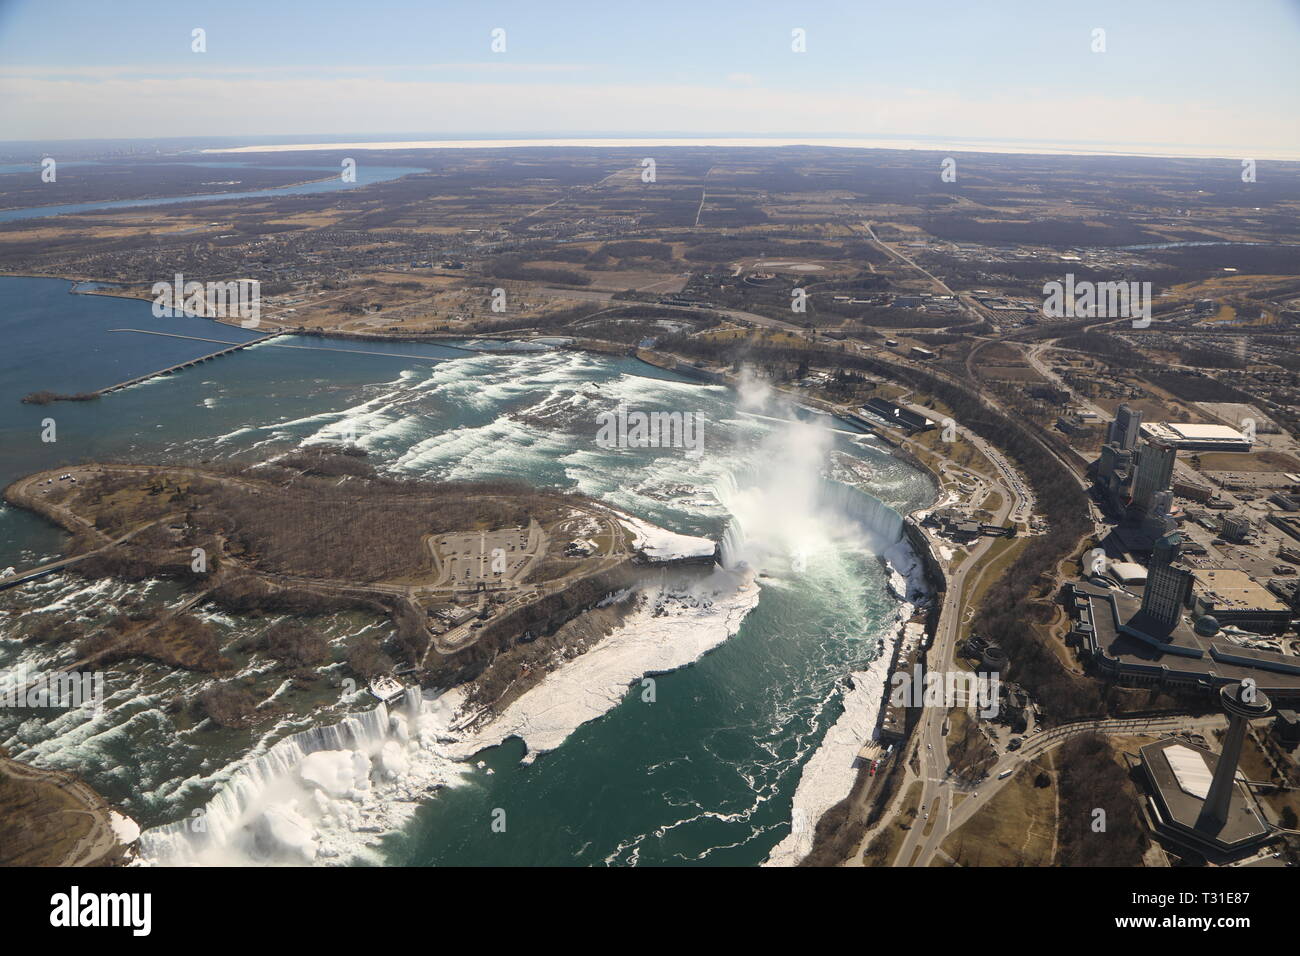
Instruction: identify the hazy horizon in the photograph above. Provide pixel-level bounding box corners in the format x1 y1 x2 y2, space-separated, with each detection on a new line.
2 0 1297 159
3 131 1297 166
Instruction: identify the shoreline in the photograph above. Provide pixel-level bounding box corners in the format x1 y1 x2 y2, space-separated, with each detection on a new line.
763 517 940 866
763 444 947 865
136 566 761 865
441 565 759 762
0 174 344 219
202 136 1300 164
3 271 949 866
0 750 131 866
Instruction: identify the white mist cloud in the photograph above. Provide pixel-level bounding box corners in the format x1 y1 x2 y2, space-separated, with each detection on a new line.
718 374 883 575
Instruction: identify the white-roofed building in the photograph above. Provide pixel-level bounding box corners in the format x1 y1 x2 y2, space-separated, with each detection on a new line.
1163 743 1213 799
1108 560 1148 584
1140 422 1253 451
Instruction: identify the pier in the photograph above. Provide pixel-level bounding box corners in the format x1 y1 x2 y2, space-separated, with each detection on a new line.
95 330 282 395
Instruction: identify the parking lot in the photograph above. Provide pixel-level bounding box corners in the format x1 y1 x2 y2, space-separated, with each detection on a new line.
434 522 541 588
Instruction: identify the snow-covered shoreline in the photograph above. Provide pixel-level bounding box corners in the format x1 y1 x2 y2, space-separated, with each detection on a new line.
763 531 934 866
763 668 881 866
137 565 760 866
612 510 719 562
442 566 758 761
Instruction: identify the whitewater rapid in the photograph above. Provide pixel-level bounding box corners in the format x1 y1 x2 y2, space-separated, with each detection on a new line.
5 343 932 866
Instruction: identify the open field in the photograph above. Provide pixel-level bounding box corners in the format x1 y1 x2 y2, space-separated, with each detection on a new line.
1193 450 1300 472
939 755 1057 867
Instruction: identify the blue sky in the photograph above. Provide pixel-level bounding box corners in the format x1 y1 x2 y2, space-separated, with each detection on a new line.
1 0 1298 156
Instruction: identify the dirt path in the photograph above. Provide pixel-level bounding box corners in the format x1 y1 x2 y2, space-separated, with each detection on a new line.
0 755 123 866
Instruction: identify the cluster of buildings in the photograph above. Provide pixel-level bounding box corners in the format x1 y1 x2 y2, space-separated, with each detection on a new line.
1095 404 1184 543
890 292 964 315
1095 405 1255 541
1068 530 1298 690
924 508 1016 544
1065 405 1300 860
851 397 935 435
969 290 1039 316
1079 405 1296 686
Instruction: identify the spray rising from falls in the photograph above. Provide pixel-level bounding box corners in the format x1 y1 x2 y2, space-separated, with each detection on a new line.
715 413 904 574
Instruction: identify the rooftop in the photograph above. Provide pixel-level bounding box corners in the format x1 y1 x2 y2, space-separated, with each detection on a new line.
1191 568 1289 613
1109 560 1148 583
1163 743 1212 799
1069 581 1300 694
1141 422 1252 446
1140 737 1271 853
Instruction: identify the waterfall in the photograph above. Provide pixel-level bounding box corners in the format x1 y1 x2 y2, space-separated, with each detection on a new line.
818 477 904 540
138 688 431 865
710 409 905 573
716 466 904 572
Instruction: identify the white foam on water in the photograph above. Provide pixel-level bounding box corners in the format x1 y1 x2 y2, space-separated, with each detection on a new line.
762 533 932 866
392 416 573 479
9 346 930 868
136 690 472 866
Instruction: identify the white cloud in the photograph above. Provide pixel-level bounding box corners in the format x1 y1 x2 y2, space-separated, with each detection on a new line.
1 72 1294 159
0 62 590 78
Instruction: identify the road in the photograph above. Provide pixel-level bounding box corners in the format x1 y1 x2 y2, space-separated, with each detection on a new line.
858 221 995 327
825 212 1195 870
896 712 1228 867
888 457 1021 868
828 217 1115 868
1023 340 1206 493
541 292 811 337
3 469 184 588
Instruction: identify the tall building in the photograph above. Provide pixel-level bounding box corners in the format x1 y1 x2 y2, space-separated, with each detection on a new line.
1097 442 1131 482
1138 681 1274 862
1221 514 1251 542
1141 490 1178 538
1132 439 1176 513
1107 403 1143 451
1097 442 1135 514
1140 532 1192 633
